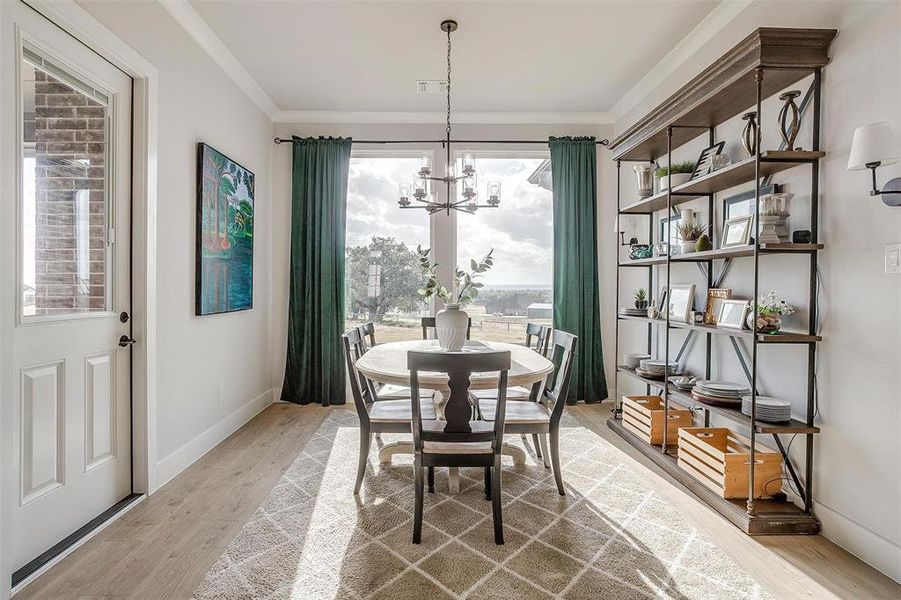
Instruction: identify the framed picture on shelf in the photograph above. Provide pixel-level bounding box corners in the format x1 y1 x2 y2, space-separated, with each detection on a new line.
722 215 753 248
717 299 750 329
723 183 780 223
657 285 668 315
704 288 733 325
690 141 726 179
659 214 682 248
667 284 696 323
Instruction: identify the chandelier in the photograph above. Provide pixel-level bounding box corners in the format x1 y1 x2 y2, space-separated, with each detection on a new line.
398 20 501 215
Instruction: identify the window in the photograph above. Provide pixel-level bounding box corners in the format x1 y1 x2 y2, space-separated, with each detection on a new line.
455 154 553 343
345 156 431 342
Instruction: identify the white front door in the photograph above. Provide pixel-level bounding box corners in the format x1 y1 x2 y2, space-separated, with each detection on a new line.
5 1 133 576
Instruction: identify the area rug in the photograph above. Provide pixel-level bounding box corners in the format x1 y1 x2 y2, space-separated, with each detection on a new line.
194 409 773 599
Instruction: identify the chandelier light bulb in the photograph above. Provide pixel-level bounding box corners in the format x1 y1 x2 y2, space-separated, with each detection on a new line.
487 180 502 206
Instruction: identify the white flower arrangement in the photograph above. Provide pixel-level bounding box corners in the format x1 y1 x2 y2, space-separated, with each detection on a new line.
755 291 795 316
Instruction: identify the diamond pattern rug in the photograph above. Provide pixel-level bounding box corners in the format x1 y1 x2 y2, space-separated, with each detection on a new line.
194 409 773 599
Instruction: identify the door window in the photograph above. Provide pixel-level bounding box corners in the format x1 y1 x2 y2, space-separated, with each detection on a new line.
21 45 112 318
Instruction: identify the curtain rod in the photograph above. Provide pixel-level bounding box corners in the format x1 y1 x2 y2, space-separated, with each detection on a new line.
273 137 609 146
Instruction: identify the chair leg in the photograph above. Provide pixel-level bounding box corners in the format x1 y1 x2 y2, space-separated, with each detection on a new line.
413 459 424 544
531 434 543 460
354 427 371 495
428 466 435 493
483 466 491 501
538 434 551 469
550 427 565 496
491 459 504 545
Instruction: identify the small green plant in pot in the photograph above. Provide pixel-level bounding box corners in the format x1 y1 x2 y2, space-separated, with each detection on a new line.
655 160 695 191
675 221 708 254
634 288 649 310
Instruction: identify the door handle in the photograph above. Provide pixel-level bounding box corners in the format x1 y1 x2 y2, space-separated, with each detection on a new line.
118 335 138 348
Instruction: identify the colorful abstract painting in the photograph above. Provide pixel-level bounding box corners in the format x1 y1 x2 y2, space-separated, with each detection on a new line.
196 143 254 315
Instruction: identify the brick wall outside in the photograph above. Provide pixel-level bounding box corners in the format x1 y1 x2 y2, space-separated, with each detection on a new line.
30 68 107 315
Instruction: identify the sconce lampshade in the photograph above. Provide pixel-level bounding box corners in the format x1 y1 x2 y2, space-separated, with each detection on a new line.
848 122 899 170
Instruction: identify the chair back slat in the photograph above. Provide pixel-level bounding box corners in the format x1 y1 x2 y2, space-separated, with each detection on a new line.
408 350 510 453
358 322 377 350
342 328 374 425
421 316 473 341
543 330 578 422
524 323 551 356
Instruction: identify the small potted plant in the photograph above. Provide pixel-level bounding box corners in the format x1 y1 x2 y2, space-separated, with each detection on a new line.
655 160 695 192
634 288 649 310
746 290 795 333
675 222 708 255
416 245 494 351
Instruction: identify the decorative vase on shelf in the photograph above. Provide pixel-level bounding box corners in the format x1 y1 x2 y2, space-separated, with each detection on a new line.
436 304 469 351
680 239 698 254
747 311 782 334
633 164 654 199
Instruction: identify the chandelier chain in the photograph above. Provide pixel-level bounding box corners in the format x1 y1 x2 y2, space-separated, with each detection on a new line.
446 27 452 139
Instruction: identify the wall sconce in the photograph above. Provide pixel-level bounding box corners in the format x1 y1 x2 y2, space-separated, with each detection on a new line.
848 122 901 206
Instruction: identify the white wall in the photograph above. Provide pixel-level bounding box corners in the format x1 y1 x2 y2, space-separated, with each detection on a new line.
610 0 901 581
270 122 616 400
77 0 276 485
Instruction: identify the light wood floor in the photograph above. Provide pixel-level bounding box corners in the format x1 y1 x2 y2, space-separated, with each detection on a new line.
16 402 900 599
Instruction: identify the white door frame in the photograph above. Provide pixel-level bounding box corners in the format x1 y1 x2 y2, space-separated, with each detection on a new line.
0 1 159 597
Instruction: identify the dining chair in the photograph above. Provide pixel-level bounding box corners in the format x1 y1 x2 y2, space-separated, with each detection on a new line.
342 328 437 495
408 349 510 545
358 321 377 349
478 329 577 495
472 321 551 404
525 322 552 356
354 323 432 402
420 316 472 341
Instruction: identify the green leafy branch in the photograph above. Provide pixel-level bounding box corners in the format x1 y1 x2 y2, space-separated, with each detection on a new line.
416 245 494 306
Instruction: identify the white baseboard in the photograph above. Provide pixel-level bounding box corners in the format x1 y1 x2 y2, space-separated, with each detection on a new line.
154 388 274 491
817 501 901 583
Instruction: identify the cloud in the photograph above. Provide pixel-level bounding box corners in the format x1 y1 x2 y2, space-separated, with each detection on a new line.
347 156 553 286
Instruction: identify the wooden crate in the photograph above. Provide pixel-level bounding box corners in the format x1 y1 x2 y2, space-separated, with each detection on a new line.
622 395 694 446
677 427 782 499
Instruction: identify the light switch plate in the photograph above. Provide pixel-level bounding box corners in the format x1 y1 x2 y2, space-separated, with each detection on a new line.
885 244 901 273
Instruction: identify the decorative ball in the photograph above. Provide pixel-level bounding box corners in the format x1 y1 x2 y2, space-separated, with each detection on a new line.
695 234 712 252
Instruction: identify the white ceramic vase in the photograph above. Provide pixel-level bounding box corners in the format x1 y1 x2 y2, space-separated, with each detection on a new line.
680 240 697 254
658 172 691 192
436 304 469 351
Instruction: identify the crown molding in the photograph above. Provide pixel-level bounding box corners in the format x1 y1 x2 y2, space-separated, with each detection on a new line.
158 0 279 119
611 0 755 124
273 110 613 125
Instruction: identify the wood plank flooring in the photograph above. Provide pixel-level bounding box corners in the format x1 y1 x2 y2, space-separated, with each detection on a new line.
15 402 899 599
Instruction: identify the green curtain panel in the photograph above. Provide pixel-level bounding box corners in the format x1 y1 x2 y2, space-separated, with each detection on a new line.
549 136 608 404
282 136 352 405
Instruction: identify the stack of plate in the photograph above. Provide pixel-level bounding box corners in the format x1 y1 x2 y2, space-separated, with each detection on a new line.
741 396 792 423
692 380 750 405
619 307 647 317
636 359 680 379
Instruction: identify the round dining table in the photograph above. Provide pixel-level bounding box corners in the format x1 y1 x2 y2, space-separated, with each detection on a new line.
355 339 555 493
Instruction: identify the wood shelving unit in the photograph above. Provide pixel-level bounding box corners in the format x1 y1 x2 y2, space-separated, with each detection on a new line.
617 315 822 343
608 27 836 536
620 151 825 214
619 242 824 266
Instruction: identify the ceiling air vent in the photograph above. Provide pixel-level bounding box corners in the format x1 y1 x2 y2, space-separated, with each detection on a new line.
416 80 448 95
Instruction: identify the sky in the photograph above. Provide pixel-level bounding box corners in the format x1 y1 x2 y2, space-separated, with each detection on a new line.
346 155 553 287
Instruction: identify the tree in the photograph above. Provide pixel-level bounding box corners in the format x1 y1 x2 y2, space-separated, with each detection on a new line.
346 236 423 322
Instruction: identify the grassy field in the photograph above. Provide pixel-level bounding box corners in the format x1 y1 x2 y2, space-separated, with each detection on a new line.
347 314 552 345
